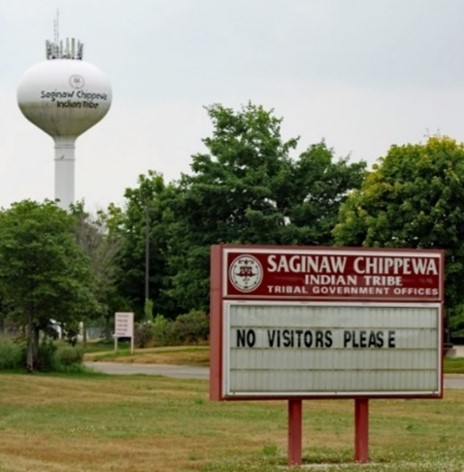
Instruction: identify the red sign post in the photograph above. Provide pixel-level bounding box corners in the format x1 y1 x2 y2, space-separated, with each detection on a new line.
210 245 444 465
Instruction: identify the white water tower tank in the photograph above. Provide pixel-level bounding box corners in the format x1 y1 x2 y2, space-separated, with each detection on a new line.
17 33 112 209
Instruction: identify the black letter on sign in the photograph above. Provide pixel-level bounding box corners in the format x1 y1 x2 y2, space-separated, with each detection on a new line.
236 329 256 348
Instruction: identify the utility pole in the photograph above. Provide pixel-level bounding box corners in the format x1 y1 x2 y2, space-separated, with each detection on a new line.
144 205 150 321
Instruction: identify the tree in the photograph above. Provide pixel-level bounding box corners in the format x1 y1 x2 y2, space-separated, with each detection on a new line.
111 103 366 317
333 135 464 334
71 202 123 341
163 103 366 313
285 141 366 245
159 103 298 312
107 172 176 318
0 200 99 371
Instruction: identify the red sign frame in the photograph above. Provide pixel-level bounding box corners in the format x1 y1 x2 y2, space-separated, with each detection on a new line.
210 244 445 401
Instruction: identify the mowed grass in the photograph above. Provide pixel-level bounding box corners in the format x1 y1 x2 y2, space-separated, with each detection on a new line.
443 356 464 374
84 344 210 365
0 371 463 471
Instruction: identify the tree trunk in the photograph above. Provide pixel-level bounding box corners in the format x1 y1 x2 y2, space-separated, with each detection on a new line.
82 319 87 346
26 313 34 372
105 315 112 342
26 314 39 372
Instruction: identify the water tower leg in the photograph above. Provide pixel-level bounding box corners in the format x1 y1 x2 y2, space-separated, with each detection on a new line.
54 137 76 210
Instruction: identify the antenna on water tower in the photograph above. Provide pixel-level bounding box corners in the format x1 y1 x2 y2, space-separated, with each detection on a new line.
17 12 112 210
54 9 59 45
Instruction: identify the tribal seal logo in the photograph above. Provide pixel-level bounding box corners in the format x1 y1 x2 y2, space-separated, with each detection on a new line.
69 74 85 89
229 254 263 293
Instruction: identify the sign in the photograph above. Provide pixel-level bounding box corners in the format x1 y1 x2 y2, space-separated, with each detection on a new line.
114 312 135 354
210 245 445 400
114 312 134 338
224 301 441 397
224 247 443 302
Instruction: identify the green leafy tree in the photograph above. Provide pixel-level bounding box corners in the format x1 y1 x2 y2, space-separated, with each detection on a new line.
164 103 366 312
108 172 176 318
71 202 123 341
0 200 99 371
180 103 298 244
333 135 464 334
111 103 365 317
286 141 366 244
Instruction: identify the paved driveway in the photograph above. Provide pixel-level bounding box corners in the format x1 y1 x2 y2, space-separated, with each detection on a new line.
444 374 464 389
85 361 464 388
85 361 209 379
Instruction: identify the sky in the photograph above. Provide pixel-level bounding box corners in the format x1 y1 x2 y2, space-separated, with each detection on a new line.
2 0 464 212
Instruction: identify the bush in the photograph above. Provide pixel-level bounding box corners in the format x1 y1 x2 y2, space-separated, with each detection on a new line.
0 337 84 372
53 345 83 370
172 310 209 345
152 314 175 346
135 315 176 348
0 337 23 370
135 322 156 348
134 311 209 348
38 339 57 371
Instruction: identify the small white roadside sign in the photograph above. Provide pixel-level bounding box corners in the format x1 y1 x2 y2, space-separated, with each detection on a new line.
114 312 134 354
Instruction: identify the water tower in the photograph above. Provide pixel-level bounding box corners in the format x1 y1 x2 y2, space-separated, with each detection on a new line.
17 19 112 209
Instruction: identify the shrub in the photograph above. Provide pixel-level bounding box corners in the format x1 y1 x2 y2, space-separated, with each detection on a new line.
53 345 83 369
134 311 209 348
0 337 22 370
172 310 209 345
38 339 57 371
135 322 155 348
135 314 179 348
152 314 175 346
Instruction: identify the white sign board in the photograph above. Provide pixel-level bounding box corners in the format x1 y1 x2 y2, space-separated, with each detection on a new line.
114 312 134 338
223 301 441 398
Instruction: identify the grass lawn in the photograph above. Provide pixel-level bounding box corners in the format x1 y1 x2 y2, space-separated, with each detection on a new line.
443 356 464 374
84 344 211 365
0 370 463 472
